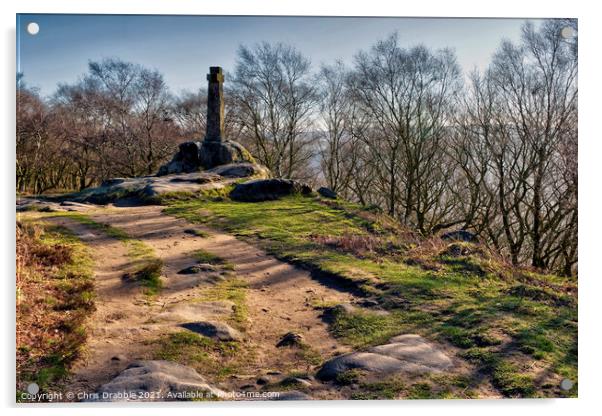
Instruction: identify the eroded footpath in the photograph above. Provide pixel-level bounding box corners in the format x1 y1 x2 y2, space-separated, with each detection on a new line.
44 205 357 400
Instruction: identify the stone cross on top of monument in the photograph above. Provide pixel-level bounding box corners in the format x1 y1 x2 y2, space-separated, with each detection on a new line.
205 66 225 142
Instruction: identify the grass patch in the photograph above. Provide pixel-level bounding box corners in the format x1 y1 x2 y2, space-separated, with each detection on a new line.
329 308 399 348
440 325 478 349
151 331 241 381
351 378 405 400
490 361 536 397
157 185 236 205
295 343 323 366
351 376 468 400
459 347 536 398
335 369 362 386
195 277 248 329
460 347 497 366
16 221 95 400
122 258 164 296
516 329 555 359
406 382 433 399
437 323 502 349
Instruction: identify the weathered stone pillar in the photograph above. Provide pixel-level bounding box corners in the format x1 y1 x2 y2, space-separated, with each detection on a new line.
205 66 225 142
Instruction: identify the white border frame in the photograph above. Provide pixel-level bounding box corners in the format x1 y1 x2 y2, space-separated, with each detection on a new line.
2 1 599 415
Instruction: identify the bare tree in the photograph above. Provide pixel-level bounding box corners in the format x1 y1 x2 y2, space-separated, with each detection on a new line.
486 20 578 270
132 67 174 175
172 87 243 142
230 42 319 179
316 61 360 194
16 85 71 193
172 90 207 139
448 71 498 238
453 20 578 273
52 58 177 184
347 34 462 233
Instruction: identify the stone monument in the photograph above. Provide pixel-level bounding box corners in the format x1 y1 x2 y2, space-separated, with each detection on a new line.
157 66 254 175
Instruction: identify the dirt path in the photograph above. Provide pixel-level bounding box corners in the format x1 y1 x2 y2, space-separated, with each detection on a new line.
46 216 160 396
49 205 355 395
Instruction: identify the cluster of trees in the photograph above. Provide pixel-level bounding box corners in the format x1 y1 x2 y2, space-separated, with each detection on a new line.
316 20 578 276
17 60 177 193
16 19 577 275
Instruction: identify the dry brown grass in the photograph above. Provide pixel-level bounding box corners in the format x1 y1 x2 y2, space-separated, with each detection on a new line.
309 232 410 261
310 233 381 257
16 221 94 396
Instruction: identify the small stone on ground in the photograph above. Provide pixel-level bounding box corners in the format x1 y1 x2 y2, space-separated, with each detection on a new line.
177 263 218 274
276 332 304 347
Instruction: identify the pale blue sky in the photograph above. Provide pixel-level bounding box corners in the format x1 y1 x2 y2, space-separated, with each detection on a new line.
16 14 540 97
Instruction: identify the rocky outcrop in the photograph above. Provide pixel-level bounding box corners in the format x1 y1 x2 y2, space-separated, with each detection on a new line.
157 141 203 176
317 352 410 381
199 140 255 170
230 178 313 202
93 360 223 401
158 141 255 176
41 162 269 206
210 162 269 178
16 199 96 213
316 334 453 381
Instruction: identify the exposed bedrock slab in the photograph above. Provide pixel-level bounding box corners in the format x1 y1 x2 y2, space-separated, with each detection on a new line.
316 334 454 381
93 360 224 402
317 352 413 381
16 199 97 213
180 321 243 342
369 334 453 369
40 162 268 206
210 162 269 178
